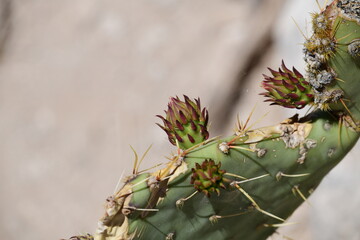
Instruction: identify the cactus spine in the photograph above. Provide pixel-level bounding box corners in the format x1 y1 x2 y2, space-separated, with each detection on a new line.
65 1 360 239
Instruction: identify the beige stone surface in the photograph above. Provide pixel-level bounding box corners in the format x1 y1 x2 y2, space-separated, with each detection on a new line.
0 1 359 240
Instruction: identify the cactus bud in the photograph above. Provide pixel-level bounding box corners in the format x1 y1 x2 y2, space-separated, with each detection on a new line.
157 95 209 149
190 159 227 197
261 61 314 109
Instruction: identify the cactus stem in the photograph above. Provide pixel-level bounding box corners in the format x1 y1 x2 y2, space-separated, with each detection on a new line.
232 174 270 184
232 183 285 222
276 172 310 181
292 185 311 206
175 191 197 209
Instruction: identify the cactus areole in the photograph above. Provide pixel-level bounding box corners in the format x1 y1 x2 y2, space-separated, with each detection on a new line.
65 1 359 240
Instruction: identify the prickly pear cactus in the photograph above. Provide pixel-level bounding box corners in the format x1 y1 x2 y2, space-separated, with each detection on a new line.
65 1 360 239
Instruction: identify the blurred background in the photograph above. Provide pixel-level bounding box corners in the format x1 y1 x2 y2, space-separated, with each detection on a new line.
0 0 359 239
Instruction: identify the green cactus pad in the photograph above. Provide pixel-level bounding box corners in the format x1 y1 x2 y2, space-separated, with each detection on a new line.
94 112 358 240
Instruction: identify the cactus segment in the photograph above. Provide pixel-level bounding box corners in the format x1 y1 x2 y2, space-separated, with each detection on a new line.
261 61 314 109
92 111 358 240
326 7 360 123
157 95 209 149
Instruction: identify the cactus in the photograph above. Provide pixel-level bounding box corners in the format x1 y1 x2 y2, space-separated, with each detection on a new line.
65 1 359 239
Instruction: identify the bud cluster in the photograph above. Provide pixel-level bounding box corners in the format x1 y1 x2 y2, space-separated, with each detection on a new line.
190 159 227 197
261 61 314 109
157 95 209 149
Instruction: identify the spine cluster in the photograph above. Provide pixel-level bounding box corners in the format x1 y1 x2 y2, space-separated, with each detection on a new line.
337 0 360 23
303 8 342 110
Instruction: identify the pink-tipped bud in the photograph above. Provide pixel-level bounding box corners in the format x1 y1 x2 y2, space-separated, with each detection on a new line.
157 95 209 149
261 61 314 109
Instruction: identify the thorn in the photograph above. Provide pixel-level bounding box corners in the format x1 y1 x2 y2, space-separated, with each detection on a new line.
137 162 165 175
232 174 270 184
129 176 152 189
292 17 308 40
335 77 345 83
135 144 153 175
176 191 197 209
233 183 285 222
338 32 354 42
229 145 256 153
263 221 298 228
209 210 251 224
130 145 139 175
276 172 310 181
124 206 159 212
224 172 247 180
315 0 322 11
292 185 312 206
113 170 125 194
